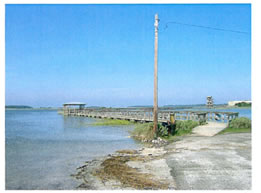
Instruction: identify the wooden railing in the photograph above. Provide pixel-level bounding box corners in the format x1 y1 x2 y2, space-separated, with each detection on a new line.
61 108 239 123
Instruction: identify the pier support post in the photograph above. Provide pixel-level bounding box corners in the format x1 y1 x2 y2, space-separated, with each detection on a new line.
170 113 176 135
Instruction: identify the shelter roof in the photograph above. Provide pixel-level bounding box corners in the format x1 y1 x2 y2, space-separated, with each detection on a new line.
63 102 86 106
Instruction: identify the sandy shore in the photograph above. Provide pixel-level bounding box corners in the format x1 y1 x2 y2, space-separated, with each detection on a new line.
71 146 176 190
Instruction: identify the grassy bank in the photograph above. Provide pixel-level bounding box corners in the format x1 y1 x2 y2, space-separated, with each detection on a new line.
219 117 251 134
92 119 133 126
130 123 155 141
219 127 251 134
130 120 199 142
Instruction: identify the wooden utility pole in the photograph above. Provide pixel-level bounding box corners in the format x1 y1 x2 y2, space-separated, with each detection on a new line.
153 14 159 134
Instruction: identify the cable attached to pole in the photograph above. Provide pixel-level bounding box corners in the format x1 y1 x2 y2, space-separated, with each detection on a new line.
161 21 249 35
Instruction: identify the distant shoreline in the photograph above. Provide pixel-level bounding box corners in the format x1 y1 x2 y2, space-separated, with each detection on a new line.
5 106 251 111
5 108 61 111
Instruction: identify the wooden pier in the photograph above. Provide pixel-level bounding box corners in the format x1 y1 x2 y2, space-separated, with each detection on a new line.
61 107 239 123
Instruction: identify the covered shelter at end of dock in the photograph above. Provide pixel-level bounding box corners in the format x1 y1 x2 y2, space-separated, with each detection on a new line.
63 102 86 110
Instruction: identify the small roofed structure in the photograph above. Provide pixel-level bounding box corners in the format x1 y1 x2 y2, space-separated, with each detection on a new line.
63 102 86 110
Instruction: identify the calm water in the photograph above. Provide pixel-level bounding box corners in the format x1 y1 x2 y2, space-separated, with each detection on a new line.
5 110 140 190
5 108 251 190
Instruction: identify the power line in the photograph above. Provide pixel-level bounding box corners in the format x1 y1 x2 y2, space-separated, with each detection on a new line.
161 21 249 35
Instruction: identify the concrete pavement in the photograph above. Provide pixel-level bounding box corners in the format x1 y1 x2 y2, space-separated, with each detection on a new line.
164 133 251 190
191 122 228 136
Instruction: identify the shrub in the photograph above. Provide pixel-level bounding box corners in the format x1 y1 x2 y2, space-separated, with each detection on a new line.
131 123 170 141
131 120 199 141
176 120 199 131
175 120 199 136
157 124 169 137
229 117 251 129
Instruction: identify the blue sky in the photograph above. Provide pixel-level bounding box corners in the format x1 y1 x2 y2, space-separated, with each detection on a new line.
5 4 251 107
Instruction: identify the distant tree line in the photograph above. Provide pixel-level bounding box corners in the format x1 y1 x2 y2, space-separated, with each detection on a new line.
5 105 33 109
235 102 251 107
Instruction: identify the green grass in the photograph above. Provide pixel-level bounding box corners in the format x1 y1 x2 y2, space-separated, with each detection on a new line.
92 119 133 126
219 117 251 134
219 127 251 134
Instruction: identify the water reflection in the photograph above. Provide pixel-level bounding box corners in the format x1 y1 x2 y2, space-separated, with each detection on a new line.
63 116 90 129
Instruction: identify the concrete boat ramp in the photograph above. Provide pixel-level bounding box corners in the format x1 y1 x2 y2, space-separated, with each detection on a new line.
163 122 251 190
191 122 228 137
165 133 251 190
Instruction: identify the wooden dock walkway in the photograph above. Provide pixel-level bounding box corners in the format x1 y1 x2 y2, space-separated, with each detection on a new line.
61 108 239 123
